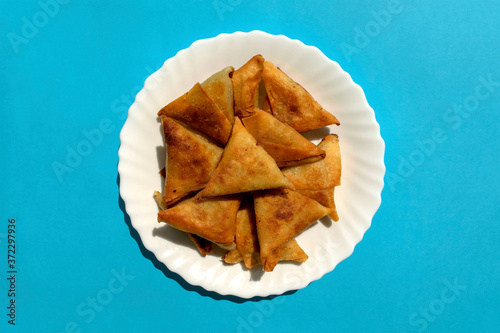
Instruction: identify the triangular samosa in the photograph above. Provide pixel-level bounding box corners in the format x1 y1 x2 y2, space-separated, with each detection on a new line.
157 194 242 247
253 189 331 271
201 66 235 124
160 116 224 205
153 190 214 255
199 118 294 197
242 109 326 167
281 134 341 190
231 54 264 118
158 82 232 145
262 61 340 132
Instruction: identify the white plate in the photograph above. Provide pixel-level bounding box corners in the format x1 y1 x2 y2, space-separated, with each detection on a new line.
118 31 385 298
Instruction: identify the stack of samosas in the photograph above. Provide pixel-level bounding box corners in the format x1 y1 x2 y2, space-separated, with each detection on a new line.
154 55 341 272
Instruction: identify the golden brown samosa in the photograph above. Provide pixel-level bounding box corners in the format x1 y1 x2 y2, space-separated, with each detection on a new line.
160 116 224 206
231 55 265 118
153 191 214 255
201 66 235 124
262 61 340 132
157 194 242 248
253 189 331 272
242 109 326 167
199 118 294 197
158 82 232 145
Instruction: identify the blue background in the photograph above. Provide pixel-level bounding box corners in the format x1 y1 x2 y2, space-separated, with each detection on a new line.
1 0 499 332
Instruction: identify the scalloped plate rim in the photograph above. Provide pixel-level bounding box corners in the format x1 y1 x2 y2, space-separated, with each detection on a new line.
117 30 385 299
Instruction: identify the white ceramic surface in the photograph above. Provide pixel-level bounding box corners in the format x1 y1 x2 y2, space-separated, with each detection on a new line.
118 31 385 298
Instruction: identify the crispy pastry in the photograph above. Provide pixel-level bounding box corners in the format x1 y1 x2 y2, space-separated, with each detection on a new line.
262 61 340 132
199 117 294 197
253 189 331 271
158 82 232 145
242 109 326 167
154 55 343 271
157 194 242 247
153 191 214 255
160 116 223 206
201 66 235 124
232 54 265 118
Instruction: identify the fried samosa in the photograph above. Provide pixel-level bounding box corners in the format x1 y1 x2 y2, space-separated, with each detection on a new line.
253 189 331 271
157 194 242 247
201 66 235 124
154 191 214 255
232 54 264 118
160 116 224 206
242 109 326 167
158 82 232 145
199 118 294 197
262 61 340 132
